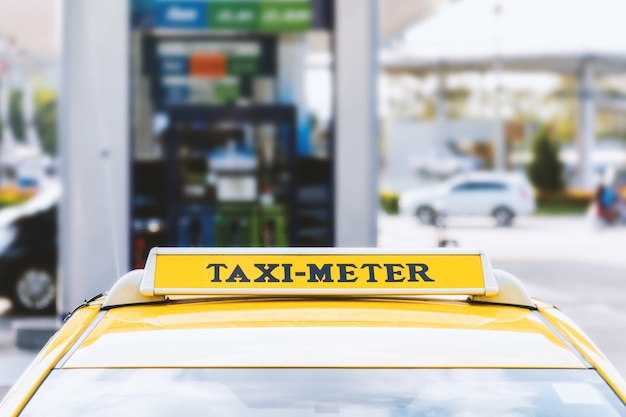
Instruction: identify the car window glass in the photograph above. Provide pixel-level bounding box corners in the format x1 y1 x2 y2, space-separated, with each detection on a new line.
476 181 507 191
451 182 473 192
19 368 626 417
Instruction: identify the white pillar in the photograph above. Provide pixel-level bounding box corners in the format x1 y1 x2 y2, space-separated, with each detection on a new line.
334 0 378 247
0 83 18 167
491 60 506 171
577 61 595 189
23 80 43 156
435 69 448 149
492 84 506 171
59 0 129 315
492 0 506 171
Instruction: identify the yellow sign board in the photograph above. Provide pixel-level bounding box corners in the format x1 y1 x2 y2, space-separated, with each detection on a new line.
139 248 498 296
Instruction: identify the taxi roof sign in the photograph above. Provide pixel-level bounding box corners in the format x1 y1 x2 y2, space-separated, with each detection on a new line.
138 247 499 297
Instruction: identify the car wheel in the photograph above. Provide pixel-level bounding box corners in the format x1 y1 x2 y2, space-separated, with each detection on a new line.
493 207 514 227
416 206 436 225
14 267 56 314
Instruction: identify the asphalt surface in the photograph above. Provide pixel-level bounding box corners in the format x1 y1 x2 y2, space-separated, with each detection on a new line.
1 213 625 401
379 213 626 375
0 301 50 400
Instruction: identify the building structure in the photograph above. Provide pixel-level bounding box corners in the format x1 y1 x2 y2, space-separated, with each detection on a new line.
59 0 380 314
382 0 626 189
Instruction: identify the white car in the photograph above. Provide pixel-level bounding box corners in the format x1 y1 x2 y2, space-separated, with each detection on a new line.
398 171 535 226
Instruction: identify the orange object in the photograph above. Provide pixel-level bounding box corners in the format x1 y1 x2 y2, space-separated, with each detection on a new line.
189 54 227 78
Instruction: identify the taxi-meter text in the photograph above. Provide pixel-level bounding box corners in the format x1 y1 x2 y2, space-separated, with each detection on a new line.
205 263 436 283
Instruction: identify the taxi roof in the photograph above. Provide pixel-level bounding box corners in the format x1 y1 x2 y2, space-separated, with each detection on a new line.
58 297 585 369
55 248 586 369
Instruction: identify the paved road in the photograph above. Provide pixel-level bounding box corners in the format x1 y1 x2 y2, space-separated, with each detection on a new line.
379 213 626 375
1 214 625 399
0 299 44 400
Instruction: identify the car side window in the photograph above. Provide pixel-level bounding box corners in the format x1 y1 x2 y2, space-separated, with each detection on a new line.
476 181 508 191
451 181 508 192
451 182 473 192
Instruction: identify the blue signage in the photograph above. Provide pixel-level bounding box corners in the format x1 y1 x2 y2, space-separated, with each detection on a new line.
155 2 208 29
162 84 190 104
159 56 189 76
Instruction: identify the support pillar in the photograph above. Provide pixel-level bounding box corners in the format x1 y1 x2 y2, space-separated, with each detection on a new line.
59 0 129 315
435 69 448 149
492 68 505 171
334 0 378 247
577 61 596 189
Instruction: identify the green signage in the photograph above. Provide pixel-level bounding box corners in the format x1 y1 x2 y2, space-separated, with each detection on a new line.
208 1 311 32
227 55 260 76
209 3 259 30
259 2 311 31
213 80 240 104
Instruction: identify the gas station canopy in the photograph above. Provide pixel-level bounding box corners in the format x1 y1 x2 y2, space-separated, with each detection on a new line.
383 53 626 77
382 0 626 75
380 0 626 187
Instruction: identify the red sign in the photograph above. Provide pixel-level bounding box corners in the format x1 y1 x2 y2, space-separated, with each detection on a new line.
189 54 227 78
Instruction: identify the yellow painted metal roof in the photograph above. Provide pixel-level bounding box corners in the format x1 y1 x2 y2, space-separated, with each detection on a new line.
62 298 585 369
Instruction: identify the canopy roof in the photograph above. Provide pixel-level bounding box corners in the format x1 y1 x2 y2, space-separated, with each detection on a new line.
382 0 626 75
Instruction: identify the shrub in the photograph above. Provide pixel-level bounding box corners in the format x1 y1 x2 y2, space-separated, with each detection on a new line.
380 190 399 214
527 126 564 194
535 189 592 215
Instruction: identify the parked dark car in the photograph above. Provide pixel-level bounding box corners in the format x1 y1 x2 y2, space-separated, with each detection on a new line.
0 204 57 314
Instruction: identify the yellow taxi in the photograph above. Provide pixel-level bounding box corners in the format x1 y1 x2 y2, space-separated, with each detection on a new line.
2 247 626 416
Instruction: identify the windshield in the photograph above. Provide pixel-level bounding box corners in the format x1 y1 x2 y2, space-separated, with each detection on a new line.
19 368 626 417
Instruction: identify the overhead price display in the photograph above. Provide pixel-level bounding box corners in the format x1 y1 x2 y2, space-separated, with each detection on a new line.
156 1 208 29
258 2 311 31
153 0 312 32
209 2 259 30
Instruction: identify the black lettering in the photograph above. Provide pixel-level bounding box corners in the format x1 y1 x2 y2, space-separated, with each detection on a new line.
254 264 280 282
225 265 250 282
385 263 405 282
282 264 294 283
206 263 228 282
407 263 435 282
361 264 382 282
337 264 358 282
307 264 333 282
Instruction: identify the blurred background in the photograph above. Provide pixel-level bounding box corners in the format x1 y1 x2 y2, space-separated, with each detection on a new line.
0 0 626 381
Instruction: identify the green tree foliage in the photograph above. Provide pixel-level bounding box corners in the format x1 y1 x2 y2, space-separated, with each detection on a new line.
0 87 57 155
34 88 57 155
527 126 564 193
9 90 25 140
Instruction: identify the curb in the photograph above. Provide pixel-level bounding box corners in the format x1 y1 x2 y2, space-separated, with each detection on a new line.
12 319 59 350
